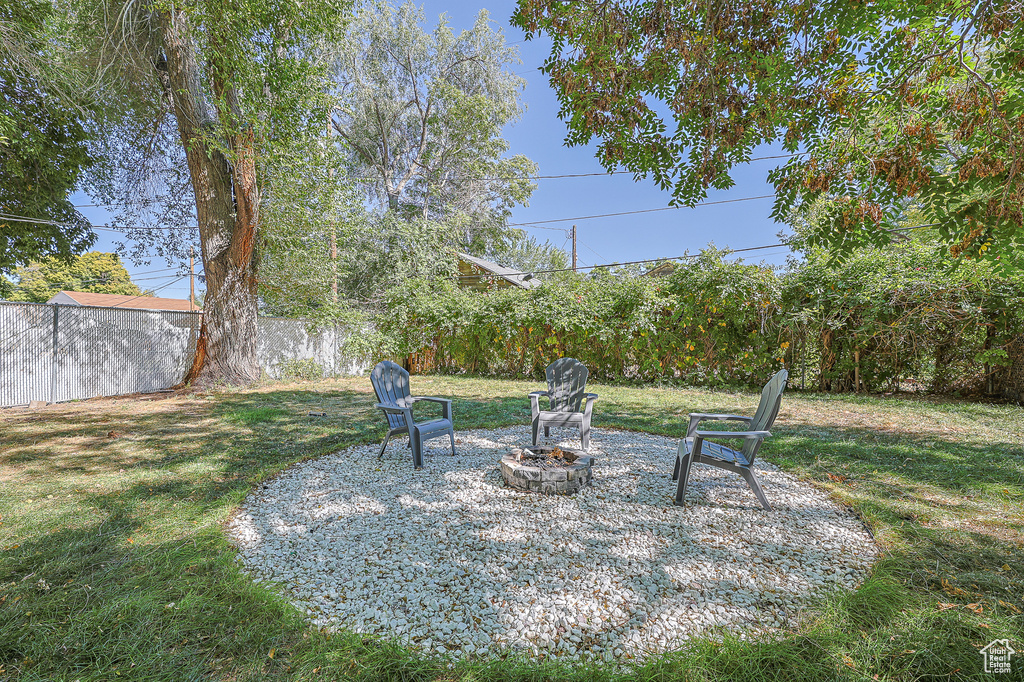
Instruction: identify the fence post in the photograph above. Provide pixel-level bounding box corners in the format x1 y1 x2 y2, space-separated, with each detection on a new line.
49 304 59 404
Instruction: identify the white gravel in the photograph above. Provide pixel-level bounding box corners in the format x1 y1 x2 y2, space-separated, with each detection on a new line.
228 427 879 662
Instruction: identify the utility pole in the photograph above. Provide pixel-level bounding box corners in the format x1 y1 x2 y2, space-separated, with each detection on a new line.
328 114 338 303
189 246 195 309
331 232 338 303
571 224 577 273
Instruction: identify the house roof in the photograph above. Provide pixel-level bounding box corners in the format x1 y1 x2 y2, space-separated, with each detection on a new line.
47 291 201 312
641 261 677 277
456 252 540 289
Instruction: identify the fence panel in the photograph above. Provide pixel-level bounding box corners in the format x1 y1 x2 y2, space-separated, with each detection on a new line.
0 302 55 407
258 318 370 379
0 302 369 408
52 305 200 403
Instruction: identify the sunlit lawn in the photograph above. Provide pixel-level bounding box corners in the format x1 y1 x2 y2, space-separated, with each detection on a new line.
1 376 1021 681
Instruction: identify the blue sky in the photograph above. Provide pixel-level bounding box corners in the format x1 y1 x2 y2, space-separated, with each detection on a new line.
76 0 794 300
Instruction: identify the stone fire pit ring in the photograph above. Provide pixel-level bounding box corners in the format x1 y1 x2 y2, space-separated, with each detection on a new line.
500 445 594 494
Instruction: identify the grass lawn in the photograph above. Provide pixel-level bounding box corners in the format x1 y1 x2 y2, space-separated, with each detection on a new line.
1 376 1021 681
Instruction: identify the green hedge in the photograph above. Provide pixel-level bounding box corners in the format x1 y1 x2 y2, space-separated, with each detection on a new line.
381 244 1024 393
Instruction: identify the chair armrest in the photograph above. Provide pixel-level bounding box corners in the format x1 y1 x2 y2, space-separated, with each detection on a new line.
529 391 548 415
692 430 770 440
375 403 414 422
689 413 753 422
409 395 449 403
687 412 752 437
583 393 599 417
411 395 452 420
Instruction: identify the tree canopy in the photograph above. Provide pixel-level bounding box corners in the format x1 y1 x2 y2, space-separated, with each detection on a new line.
5 251 142 303
512 0 1024 266
331 0 537 254
0 1 95 289
256 0 566 319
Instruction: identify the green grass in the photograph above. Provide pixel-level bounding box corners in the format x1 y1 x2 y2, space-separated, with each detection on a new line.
1 376 1021 681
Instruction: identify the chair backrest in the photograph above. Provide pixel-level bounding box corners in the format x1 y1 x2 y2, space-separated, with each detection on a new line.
370 360 411 430
545 358 589 412
742 368 788 460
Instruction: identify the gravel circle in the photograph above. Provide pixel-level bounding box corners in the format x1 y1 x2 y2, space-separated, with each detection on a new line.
228 427 879 662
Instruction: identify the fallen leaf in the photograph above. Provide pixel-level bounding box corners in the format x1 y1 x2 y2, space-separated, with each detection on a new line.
998 600 1022 614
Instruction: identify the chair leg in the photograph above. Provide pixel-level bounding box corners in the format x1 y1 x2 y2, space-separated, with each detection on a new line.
411 430 424 469
378 432 392 460
742 469 773 511
531 416 541 447
544 426 550 437
674 442 694 506
448 428 456 456
580 422 590 451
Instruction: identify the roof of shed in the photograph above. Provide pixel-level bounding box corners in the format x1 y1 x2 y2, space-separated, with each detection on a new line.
48 291 201 311
456 252 540 288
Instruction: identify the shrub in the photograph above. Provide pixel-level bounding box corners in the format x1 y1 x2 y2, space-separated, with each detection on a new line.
380 241 1024 395
280 358 325 382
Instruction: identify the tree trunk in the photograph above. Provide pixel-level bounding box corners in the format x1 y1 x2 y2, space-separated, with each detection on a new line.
158 9 260 387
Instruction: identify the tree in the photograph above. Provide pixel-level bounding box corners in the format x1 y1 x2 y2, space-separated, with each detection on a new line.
81 0 347 386
512 1 1024 266
330 0 537 254
258 127 464 318
488 232 568 276
258 135 372 319
0 1 95 294
6 251 142 303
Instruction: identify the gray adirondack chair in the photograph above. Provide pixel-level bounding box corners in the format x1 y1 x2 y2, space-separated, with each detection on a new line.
370 360 455 469
530 358 598 450
673 369 788 510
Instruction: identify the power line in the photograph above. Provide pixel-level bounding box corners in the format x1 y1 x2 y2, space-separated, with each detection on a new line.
380 153 794 183
66 153 802 208
91 224 198 233
132 272 201 283
511 223 567 231
15 265 177 279
458 223 939 280
5 203 941 241
338 154 802 185
0 212 200 232
459 243 789 280
13 193 781 234
578 239 607 263
6 265 203 292
506 194 776 227
108 276 191 308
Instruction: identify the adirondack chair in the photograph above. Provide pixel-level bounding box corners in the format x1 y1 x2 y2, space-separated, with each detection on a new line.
370 360 455 469
530 358 598 450
673 369 788 510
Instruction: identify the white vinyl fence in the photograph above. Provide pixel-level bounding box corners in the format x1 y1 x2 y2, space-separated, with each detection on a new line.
0 301 370 408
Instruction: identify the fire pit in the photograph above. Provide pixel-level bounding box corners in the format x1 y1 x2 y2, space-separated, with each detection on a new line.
500 446 594 494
